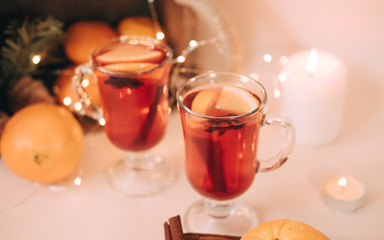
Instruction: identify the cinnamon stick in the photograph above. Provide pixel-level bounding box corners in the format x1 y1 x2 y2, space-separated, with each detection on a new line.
191 134 227 193
169 215 184 240
184 233 241 240
134 85 164 145
164 215 241 240
164 222 172 240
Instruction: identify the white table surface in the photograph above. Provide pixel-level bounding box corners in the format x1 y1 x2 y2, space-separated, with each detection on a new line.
1 91 383 240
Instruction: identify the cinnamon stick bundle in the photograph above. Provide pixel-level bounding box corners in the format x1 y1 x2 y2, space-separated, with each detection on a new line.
164 215 241 240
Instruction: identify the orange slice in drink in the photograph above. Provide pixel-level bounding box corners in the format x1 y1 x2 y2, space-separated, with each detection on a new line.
215 85 259 115
191 89 220 115
95 44 164 64
103 62 158 72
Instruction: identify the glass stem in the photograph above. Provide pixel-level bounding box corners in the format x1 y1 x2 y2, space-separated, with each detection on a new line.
123 152 149 171
204 199 235 218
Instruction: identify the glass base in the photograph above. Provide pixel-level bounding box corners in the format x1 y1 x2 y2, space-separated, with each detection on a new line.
106 152 174 196
183 198 259 236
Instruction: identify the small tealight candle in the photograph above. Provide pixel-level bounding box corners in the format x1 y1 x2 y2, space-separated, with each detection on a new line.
322 175 365 212
280 49 347 146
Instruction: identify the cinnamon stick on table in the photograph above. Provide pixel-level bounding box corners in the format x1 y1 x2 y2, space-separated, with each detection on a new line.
164 215 241 240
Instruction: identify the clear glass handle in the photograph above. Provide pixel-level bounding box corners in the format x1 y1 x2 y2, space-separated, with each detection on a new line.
72 63 104 123
257 113 295 173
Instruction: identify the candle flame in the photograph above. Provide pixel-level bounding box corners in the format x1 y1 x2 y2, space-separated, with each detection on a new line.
306 49 318 75
337 177 347 187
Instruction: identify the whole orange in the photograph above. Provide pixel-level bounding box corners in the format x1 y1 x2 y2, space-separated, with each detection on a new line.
117 16 166 41
0 103 84 184
53 66 78 105
53 65 101 108
241 219 330 240
64 21 118 64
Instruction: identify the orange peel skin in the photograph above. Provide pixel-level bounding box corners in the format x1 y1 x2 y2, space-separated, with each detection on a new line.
241 219 330 240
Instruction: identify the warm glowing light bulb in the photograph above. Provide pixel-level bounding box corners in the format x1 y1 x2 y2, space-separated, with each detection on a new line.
84 98 91 105
273 89 281 98
99 118 106 126
263 54 272 63
32 55 41 64
306 49 318 75
189 40 198 48
81 79 90 88
156 31 165 41
74 177 82 186
74 102 83 111
63 96 72 106
209 72 217 78
176 55 185 63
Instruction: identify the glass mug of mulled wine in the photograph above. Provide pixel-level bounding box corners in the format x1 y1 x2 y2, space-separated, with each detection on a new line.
73 35 174 196
176 72 295 235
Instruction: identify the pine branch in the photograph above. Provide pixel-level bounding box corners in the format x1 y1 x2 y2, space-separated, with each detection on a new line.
0 16 65 89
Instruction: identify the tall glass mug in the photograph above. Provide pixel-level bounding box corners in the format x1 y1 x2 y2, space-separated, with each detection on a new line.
73 36 174 196
176 72 295 235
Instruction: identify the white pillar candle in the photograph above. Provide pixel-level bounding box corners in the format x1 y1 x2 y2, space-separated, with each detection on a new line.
280 49 347 146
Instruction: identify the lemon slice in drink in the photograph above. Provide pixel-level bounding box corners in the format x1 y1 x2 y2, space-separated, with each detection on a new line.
216 85 259 115
191 89 219 115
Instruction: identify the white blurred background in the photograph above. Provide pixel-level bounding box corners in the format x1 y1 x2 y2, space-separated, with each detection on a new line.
204 0 384 145
212 0 384 83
